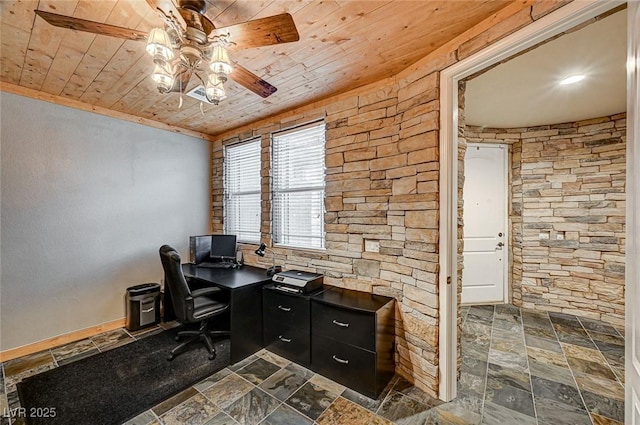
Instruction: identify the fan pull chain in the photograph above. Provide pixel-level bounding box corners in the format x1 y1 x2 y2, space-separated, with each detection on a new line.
178 95 183 109
200 102 205 115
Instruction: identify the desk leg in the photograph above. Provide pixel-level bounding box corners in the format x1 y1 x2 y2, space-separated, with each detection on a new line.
230 284 264 364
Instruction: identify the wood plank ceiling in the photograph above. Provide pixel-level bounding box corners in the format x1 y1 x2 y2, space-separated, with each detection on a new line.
1 0 513 136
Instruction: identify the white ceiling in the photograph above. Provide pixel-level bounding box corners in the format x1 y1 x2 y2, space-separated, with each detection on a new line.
465 9 627 128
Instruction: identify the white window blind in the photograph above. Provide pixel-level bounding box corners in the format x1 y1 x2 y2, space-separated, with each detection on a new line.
272 122 325 249
224 139 261 243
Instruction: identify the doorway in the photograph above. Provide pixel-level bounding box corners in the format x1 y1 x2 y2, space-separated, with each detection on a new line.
438 0 632 402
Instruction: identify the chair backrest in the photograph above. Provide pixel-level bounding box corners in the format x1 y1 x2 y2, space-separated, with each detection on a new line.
159 245 192 322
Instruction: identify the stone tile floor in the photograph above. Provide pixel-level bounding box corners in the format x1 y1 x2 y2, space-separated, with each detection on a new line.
0 305 625 424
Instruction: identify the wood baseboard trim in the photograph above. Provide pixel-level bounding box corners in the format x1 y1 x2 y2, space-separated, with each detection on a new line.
0 318 126 363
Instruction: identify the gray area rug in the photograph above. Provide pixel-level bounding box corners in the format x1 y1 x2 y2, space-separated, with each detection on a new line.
17 328 229 425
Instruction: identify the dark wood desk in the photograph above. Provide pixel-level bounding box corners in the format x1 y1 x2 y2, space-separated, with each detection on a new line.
164 264 271 364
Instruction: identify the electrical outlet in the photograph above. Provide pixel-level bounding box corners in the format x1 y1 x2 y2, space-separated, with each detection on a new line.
364 239 380 253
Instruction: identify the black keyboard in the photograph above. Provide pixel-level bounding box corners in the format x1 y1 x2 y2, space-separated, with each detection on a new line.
197 262 234 269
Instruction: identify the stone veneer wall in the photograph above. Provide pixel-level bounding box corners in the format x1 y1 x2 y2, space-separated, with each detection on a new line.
465 113 626 325
211 1 574 396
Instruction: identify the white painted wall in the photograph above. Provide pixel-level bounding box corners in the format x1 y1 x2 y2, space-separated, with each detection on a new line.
0 92 211 351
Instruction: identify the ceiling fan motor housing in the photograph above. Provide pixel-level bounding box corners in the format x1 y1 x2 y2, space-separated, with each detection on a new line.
185 25 208 45
180 0 207 15
180 44 203 68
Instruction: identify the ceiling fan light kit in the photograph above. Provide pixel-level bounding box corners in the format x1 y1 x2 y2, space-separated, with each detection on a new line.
33 0 300 109
206 73 227 103
209 45 233 78
146 28 176 93
146 27 175 62
144 4 234 105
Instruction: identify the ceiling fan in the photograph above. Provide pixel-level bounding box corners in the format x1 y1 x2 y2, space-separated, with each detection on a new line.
34 0 300 106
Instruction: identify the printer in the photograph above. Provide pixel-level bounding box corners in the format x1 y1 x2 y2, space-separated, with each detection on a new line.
272 270 324 294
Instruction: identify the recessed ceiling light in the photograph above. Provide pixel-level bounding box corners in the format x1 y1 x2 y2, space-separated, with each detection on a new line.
559 74 586 85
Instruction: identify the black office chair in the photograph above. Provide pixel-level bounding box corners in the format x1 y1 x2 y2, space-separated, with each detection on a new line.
159 245 230 361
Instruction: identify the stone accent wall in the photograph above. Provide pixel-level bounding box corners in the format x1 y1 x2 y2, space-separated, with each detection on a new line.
465 113 626 325
214 80 443 394
211 0 577 396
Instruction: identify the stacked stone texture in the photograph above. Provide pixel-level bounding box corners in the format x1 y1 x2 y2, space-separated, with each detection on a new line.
211 0 577 396
214 80 443 394
465 113 626 325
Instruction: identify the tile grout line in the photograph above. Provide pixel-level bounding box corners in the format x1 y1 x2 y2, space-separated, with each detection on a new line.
576 318 626 389
255 370 306 425
310 394 341 425
89 337 101 353
520 307 540 425
198 375 244 425
198 360 320 425
48 348 59 368
548 314 595 425
478 305 496 424
249 352 294 425
195 369 255 424
149 410 163 425
373 376 403 417
614 326 624 339
269 364 362 424
570 317 602 425
576 318 625 423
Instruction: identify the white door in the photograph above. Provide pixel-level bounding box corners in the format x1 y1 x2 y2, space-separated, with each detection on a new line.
627 1 640 422
462 143 507 304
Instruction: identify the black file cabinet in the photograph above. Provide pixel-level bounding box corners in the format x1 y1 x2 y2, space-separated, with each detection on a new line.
262 284 395 399
311 287 395 399
262 285 313 366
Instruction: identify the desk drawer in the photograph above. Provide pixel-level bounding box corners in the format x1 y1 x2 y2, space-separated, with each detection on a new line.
264 322 310 366
312 334 376 398
312 302 375 350
264 290 310 328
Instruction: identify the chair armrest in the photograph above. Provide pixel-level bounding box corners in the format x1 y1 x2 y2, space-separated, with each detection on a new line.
191 287 223 298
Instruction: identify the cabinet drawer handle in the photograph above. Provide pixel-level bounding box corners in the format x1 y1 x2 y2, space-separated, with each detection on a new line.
278 335 292 343
278 305 292 312
332 355 349 365
332 319 349 328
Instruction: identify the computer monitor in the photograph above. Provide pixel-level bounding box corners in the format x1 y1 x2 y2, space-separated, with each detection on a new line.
189 235 212 264
209 234 237 260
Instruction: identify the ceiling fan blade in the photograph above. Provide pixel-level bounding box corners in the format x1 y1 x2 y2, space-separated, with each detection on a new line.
145 0 187 28
211 13 299 50
34 10 148 41
230 64 277 98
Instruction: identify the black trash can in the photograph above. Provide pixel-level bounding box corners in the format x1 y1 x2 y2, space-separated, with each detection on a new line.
126 283 161 331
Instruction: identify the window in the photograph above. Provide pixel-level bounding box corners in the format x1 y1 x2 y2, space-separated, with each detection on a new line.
224 139 261 243
272 122 326 249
